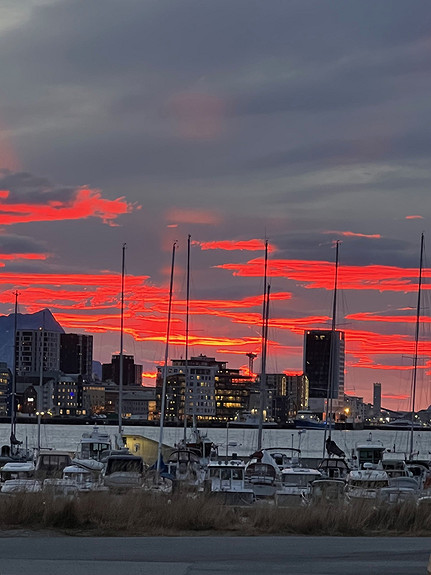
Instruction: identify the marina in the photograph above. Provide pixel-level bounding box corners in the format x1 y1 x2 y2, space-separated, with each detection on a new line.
1 423 431 503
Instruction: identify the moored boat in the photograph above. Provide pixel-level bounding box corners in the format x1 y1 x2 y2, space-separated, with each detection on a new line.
275 467 322 506
205 459 254 504
294 411 326 429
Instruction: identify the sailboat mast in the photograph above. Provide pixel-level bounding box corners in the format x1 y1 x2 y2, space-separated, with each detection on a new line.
257 240 269 451
183 234 191 442
10 291 18 448
323 240 339 457
157 240 177 474
409 232 424 459
118 243 126 437
37 310 45 452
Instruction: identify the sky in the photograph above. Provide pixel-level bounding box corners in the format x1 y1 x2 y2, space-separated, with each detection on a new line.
0 0 431 411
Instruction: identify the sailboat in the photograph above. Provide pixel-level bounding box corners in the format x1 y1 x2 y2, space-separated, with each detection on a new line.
244 240 280 498
1 291 31 464
177 235 217 464
322 241 345 459
408 233 425 461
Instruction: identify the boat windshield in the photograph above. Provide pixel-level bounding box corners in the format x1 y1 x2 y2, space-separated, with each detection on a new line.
282 474 319 487
209 467 244 480
81 442 111 459
105 458 143 474
349 480 388 488
37 454 72 472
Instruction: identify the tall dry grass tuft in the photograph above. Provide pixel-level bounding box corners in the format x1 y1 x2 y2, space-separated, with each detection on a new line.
0 492 431 536
0 493 45 527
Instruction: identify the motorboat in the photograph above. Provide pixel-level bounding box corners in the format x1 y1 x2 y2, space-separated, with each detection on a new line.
75 425 112 462
175 428 218 465
229 411 277 428
275 467 322 506
205 459 254 504
310 478 346 505
377 476 420 504
245 450 279 498
263 447 302 471
294 411 326 429
0 461 41 494
0 461 35 483
345 466 390 500
103 454 144 491
352 434 386 469
165 449 206 491
44 463 107 496
35 450 73 479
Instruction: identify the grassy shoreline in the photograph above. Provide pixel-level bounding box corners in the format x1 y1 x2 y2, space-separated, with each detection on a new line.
1 492 431 537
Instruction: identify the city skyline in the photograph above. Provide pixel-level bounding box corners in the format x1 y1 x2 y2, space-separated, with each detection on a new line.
0 2 430 411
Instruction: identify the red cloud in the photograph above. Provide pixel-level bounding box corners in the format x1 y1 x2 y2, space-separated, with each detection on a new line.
405 215 423 220
0 189 135 226
324 230 381 239
0 253 49 261
196 239 276 252
216 258 430 292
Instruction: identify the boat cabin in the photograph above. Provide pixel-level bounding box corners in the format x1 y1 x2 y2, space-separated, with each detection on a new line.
353 436 385 469
275 467 322 506
0 461 35 483
206 460 254 504
77 426 112 461
35 450 73 477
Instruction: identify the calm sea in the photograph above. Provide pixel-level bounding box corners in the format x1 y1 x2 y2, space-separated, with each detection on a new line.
2 423 431 460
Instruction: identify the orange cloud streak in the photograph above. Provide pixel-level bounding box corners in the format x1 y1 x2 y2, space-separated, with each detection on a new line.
0 253 49 261
196 239 276 252
217 258 431 292
0 189 135 226
324 230 381 239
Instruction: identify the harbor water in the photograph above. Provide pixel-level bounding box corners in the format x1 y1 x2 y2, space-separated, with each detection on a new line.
3 423 431 460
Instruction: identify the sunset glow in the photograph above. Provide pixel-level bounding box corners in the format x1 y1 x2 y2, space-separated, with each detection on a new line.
0 189 135 226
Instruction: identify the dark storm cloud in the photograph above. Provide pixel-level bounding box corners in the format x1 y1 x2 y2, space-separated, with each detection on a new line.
0 170 75 204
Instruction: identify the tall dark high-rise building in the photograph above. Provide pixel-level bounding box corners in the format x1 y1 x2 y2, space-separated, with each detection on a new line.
60 333 93 376
303 329 345 415
373 382 382 415
102 354 142 386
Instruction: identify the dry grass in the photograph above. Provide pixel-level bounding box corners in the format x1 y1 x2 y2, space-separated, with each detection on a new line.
0 492 431 536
